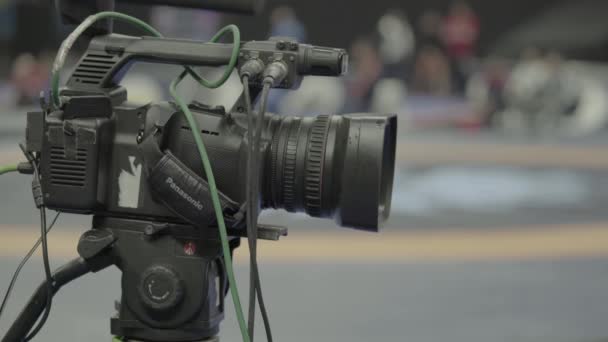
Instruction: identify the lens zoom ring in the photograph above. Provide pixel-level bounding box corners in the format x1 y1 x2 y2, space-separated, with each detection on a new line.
282 119 301 211
304 115 330 216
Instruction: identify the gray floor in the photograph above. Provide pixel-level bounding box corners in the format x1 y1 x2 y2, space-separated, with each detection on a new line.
2 257 608 342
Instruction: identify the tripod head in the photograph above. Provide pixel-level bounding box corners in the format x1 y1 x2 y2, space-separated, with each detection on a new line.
3 2 396 341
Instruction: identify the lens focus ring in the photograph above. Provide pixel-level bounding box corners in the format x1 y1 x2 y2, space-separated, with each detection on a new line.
304 115 330 216
282 118 301 211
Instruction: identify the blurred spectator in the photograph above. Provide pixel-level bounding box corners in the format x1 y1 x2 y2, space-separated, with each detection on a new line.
371 10 413 114
344 37 383 112
411 45 453 96
441 1 480 92
465 57 510 127
269 6 307 42
502 47 548 114
417 10 444 52
11 52 51 105
411 9 456 97
498 48 586 136
497 47 547 134
442 1 479 62
150 6 221 41
376 10 415 80
533 51 582 134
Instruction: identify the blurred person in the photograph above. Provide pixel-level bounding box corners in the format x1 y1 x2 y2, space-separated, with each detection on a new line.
411 9 459 97
370 10 413 114
533 51 583 135
503 47 547 106
269 6 306 42
442 1 479 61
150 6 221 41
498 47 550 135
562 63 608 136
498 49 588 137
417 10 443 52
10 53 50 106
411 45 452 96
441 1 480 93
534 52 574 133
465 57 510 127
343 37 383 112
376 10 415 80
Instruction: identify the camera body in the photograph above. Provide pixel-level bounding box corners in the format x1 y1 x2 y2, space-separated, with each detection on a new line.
31 95 246 221
22 27 395 342
27 33 395 231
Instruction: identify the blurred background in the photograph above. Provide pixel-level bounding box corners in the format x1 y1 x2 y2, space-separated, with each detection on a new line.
2 0 608 341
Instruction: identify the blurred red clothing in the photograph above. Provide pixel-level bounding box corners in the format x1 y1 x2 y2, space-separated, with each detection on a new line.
442 7 480 60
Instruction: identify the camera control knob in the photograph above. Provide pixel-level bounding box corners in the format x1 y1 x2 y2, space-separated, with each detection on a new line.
138 264 184 312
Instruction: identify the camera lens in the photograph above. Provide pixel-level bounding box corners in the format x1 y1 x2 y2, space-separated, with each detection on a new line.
264 113 397 231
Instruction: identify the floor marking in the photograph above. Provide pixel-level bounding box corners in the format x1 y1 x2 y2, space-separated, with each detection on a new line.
1 223 608 262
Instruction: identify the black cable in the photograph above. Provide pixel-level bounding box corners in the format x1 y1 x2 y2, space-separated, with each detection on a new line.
36 206 53 286
15 147 55 341
242 76 274 341
243 75 258 338
24 206 53 342
254 82 274 341
0 212 60 321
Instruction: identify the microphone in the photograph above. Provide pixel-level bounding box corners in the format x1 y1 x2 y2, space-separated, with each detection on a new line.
298 45 349 76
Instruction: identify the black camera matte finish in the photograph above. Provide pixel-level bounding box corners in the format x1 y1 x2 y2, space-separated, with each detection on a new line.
39 108 114 212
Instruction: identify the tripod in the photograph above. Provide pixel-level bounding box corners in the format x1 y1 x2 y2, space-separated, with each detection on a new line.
2 216 285 342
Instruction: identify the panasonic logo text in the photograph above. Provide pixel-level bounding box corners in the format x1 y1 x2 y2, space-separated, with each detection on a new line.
165 177 204 211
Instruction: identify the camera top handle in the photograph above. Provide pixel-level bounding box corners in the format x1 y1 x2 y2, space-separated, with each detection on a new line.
63 34 347 111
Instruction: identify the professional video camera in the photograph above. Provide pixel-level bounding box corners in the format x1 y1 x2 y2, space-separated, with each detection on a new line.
1 1 396 341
